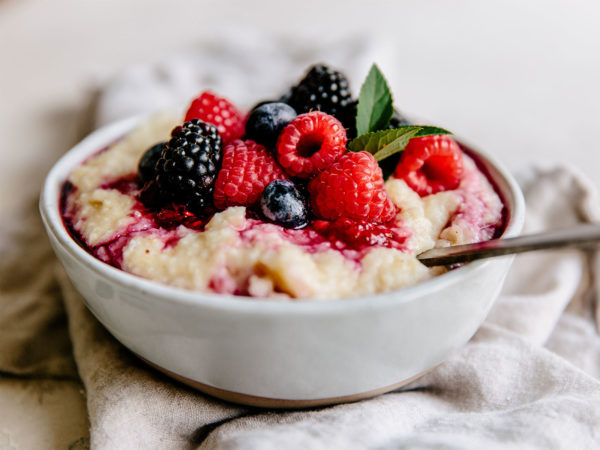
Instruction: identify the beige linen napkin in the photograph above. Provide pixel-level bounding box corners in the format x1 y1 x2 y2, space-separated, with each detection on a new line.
1 34 599 448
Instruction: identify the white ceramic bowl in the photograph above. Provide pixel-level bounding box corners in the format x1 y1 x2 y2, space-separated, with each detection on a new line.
40 115 525 408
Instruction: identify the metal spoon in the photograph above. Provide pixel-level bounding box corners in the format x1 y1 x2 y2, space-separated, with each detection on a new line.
417 223 600 267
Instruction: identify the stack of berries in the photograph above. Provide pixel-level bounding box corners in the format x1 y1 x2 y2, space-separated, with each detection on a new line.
137 64 464 245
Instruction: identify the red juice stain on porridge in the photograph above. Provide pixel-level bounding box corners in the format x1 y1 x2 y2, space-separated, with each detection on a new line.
62 172 413 270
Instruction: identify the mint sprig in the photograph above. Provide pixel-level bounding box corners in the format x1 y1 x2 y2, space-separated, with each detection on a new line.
351 64 452 167
355 64 394 136
348 126 451 162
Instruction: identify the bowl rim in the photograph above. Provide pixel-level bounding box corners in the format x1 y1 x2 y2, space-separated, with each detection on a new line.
40 113 525 315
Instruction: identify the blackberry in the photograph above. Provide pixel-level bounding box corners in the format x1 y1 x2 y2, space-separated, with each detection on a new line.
245 102 297 149
138 142 165 183
153 119 222 214
260 180 309 229
286 64 353 122
337 100 358 139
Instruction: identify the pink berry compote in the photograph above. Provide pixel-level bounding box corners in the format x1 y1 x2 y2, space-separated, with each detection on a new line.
62 65 504 300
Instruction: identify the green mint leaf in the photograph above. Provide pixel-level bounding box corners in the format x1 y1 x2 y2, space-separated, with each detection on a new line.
355 64 394 135
414 126 452 137
372 129 422 162
348 125 452 162
348 126 422 153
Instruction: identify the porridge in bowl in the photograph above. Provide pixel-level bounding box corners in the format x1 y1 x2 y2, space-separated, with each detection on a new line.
62 64 504 300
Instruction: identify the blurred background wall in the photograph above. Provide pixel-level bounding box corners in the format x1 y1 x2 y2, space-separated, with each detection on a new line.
1 0 599 214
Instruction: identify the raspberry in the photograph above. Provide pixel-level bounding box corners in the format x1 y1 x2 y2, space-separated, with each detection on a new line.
184 91 245 144
213 140 288 209
393 135 464 196
276 112 347 179
153 120 222 214
308 151 396 223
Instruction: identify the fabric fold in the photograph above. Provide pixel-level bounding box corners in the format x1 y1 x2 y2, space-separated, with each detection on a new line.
0 202 78 379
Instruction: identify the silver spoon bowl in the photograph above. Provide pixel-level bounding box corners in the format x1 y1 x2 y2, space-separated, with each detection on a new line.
417 223 600 267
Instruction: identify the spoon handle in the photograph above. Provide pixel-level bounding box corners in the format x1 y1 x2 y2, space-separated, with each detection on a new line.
417 223 600 267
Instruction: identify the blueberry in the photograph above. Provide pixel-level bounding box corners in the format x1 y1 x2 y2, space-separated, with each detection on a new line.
245 102 297 149
138 142 165 183
260 180 309 229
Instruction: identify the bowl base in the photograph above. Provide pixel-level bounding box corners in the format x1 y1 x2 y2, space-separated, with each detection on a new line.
138 354 432 409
